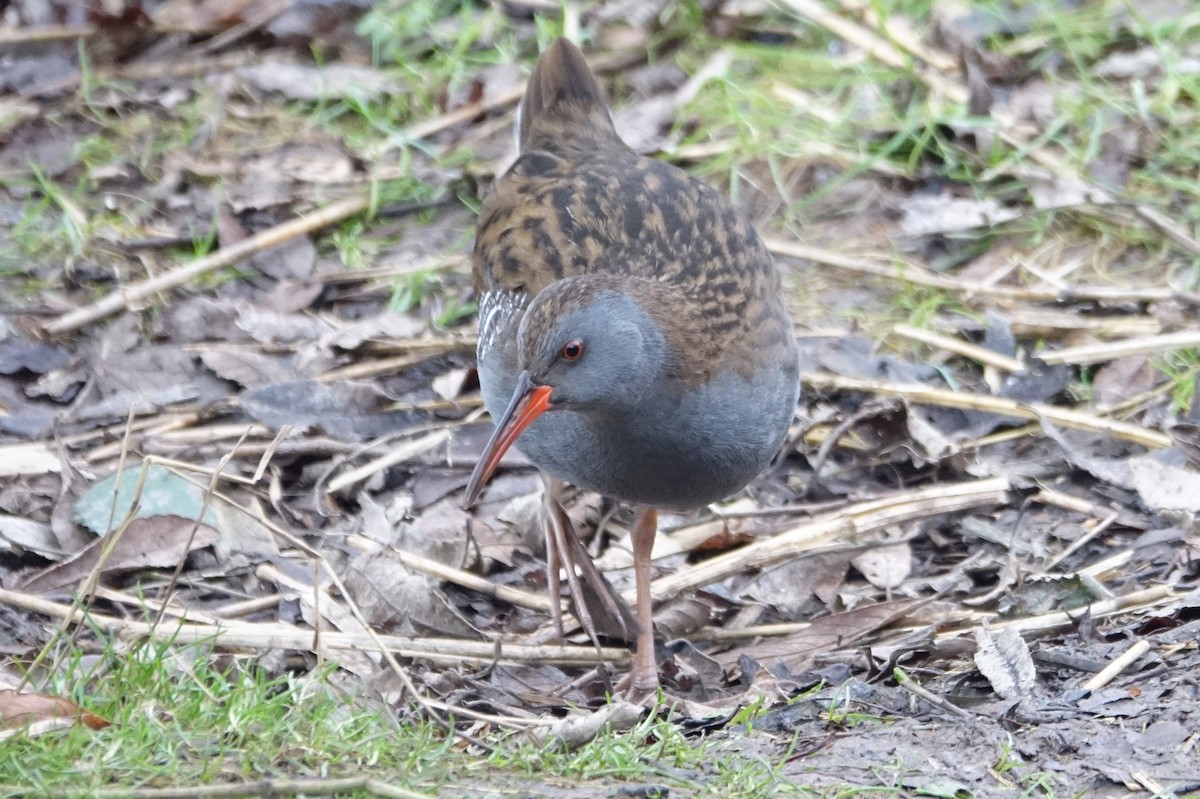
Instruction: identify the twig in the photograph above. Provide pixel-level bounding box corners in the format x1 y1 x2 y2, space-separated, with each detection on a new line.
44 195 371 335
848 1 958 71
649 476 1010 603
212 594 283 619
764 237 1200 306
83 414 215 463
324 429 453 493
1033 487 1148 530
1130 770 1178 799
1081 640 1152 693
91 587 219 625
1038 330 1200 366
891 323 1025 372
192 0 289 55
1003 306 1163 336
940 585 1178 641
0 587 626 667
0 25 94 44
894 668 973 719
802 372 1172 449
1040 512 1119 574
358 542 557 613
317 353 435 383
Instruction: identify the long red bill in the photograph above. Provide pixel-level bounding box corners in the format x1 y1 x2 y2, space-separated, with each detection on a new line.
463 371 553 506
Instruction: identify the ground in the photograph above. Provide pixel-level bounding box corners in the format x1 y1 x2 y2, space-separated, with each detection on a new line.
1 1 1199 798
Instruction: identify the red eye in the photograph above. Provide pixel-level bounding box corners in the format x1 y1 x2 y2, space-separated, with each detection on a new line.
561 339 584 361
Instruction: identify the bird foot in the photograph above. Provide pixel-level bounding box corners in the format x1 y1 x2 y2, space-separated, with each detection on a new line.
614 666 661 705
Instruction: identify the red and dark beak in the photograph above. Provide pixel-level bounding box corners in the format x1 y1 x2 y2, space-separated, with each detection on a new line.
463 370 553 506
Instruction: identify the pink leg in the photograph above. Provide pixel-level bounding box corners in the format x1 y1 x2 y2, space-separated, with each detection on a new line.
629 506 659 697
542 475 565 638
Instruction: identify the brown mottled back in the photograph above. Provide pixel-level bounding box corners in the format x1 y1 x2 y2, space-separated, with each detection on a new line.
474 38 792 381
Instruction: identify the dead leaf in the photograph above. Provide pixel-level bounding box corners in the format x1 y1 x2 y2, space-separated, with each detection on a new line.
655 595 716 640
235 304 327 344
396 499 472 567
431 368 470 401
0 444 62 477
0 337 71 376
263 279 323 314
199 348 295 388
851 543 912 590
530 701 644 748
900 194 1020 237
251 234 316 282
237 62 393 102
0 514 59 558
239 380 411 440
973 626 1035 700
1092 47 1195 81
323 312 426 351
0 691 110 731
1169 423 1200 469
1027 174 1097 210
743 553 851 618
19 515 220 593
1092 355 1155 408
343 551 479 638
211 497 279 561
1043 422 1200 513
717 599 925 673
662 640 725 700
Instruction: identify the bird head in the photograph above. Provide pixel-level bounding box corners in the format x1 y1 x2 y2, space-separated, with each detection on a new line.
463 282 669 504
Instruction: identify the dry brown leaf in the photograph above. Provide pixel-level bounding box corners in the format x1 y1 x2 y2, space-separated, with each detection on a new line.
235 304 327 344
851 542 913 590
742 553 851 617
0 514 59 557
530 701 644 748
323 312 426 351
199 348 295 388
716 599 927 672
237 63 393 102
343 551 479 638
900 194 1020 237
211 497 280 561
239 379 408 440
431 368 470 401
1091 355 1155 408
0 690 110 731
1044 423 1200 513
973 626 1035 700
654 595 716 639
18 515 220 593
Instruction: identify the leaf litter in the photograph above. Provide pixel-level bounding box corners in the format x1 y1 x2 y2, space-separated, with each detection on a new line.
2 0 1200 796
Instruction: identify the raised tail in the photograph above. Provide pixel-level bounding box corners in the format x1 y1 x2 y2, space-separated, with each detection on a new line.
517 38 622 155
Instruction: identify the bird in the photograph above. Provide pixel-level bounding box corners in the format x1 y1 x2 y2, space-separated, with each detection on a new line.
463 37 799 697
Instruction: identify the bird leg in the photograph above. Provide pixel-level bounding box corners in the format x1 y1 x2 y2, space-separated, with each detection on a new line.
542 477 566 640
628 506 660 698
541 476 638 649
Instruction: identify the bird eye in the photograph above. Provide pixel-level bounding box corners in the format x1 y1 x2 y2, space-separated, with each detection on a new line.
561 339 585 361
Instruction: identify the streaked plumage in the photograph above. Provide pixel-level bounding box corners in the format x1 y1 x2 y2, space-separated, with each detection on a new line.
465 38 799 696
